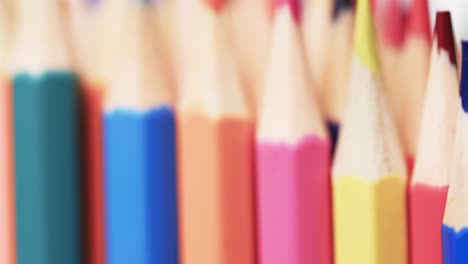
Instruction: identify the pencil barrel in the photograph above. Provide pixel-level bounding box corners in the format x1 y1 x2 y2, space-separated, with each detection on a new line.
177 115 256 264
80 85 105 264
332 175 407 264
442 225 468 263
104 106 179 264
0 77 15 264
13 72 81 264
257 137 332 264
409 184 448 264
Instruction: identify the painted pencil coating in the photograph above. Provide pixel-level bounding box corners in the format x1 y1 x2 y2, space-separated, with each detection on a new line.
257 136 332 264
177 114 256 264
442 226 468 263
333 175 407 264
80 83 105 264
0 76 15 264
14 72 81 264
105 107 178 264
410 185 448 264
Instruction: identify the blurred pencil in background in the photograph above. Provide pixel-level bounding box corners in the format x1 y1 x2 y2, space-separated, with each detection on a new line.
67 1 106 263
103 1 179 263
12 0 82 263
151 0 177 100
177 1 256 263
442 40 468 264
323 0 354 151
400 0 431 172
230 0 272 113
257 0 332 263
374 0 406 135
429 0 468 69
303 0 332 108
0 1 15 264
409 11 458 264
332 0 408 263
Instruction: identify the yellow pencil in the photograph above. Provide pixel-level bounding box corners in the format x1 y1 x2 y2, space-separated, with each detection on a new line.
332 0 408 263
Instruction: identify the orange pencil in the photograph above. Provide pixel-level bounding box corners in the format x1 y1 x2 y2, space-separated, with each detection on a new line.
0 1 15 263
177 1 256 264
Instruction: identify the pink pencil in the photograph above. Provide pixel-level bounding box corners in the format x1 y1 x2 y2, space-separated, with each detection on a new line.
257 1 332 263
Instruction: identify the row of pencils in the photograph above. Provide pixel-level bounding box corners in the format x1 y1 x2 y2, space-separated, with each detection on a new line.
1 0 468 263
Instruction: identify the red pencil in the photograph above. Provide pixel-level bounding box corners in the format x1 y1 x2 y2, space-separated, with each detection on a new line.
409 11 458 264
401 0 431 172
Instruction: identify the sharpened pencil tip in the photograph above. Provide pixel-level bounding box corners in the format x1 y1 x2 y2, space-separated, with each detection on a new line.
406 0 430 44
434 11 457 67
354 0 380 75
276 0 301 23
376 0 405 49
203 0 227 13
461 41 468 112
332 0 353 22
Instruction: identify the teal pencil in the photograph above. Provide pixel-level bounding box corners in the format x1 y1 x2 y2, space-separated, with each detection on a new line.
12 1 81 264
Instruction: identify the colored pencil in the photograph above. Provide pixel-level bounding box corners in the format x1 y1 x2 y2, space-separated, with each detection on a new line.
103 2 178 263
442 40 468 264
409 11 458 264
95 0 126 83
177 1 256 263
68 1 106 263
257 1 332 263
0 2 15 263
11 1 81 263
151 0 177 101
323 0 354 152
230 0 273 113
332 0 408 263
375 0 406 134
302 0 332 92
428 0 468 69
400 0 431 171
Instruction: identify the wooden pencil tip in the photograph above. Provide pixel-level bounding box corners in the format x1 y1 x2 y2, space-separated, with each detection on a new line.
354 0 380 75
203 0 228 13
276 0 301 23
376 0 405 49
461 40 468 112
434 11 457 67
406 0 430 44
332 0 353 21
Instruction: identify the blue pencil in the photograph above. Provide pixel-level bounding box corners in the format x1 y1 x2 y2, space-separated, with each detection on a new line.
103 1 178 264
442 40 468 264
